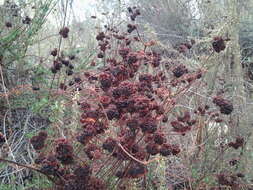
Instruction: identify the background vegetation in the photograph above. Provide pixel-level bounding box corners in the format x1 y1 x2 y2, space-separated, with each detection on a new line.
0 0 253 189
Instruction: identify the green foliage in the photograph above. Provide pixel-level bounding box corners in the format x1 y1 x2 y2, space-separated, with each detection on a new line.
31 97 50 115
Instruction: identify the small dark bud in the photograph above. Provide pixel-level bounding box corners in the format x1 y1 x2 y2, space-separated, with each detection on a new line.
22 16 32 24
5 22 12 28
66 69 74 76
50 49 58 57
32 87 40 91
59 27 70 38
212 37 226 53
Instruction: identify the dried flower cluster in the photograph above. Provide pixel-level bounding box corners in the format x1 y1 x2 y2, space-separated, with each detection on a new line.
22 16 32 24
0 2 249 190
213 96 233 115
5 22 12 28
228 137 244 149
49 49 75 83
127 6 141 21
59 27 70 38
27 7 216 190
217 173 240 189
212 36 226 53
30 131 48 151
170 111 196 135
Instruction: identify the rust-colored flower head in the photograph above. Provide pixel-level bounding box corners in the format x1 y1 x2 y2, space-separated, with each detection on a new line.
50 48 58 57
59 83 67 90
128 7 141 21
118 48 130 59
84 144 102 160
130 15 136 21
99 42 108 52
135 9 141 16
172 65 188 78
212 37 226 53
74 77 82 83
229 158 238 166
99 72 113 90
69 55 75 60
146 143 160 155
34 153 46 165
139 74 153 83
127 7 133 13
116 170 125 178
162 116 168 123
130 143 139 154
236 173 244 178
154 132 166 145
110 65 129 81
171 120 191 134
79 102 91 110
5 22 12 28
140 117 157 133
216 173 238 187
59 27 70 38
81 110 99 122
127 24 137 33
96 32 106 41
213 96 233 115
127 53 138 64
68 63 74 69
177 111 191 123
97 52 104 59
76 132 92 145
66 69 73 76
68 80 74 86
53 60 62 71
235 137 244 145
160 143 171 156
61 59 69 66
127 164 147 178
74 164 91 179
113 81 136 98
185 43 192 50
126 118 139 131
106 104 120 120
40 155 60 176
38 131 48 140
55 138 74 165
22 16 31 24
178 44 188 53
133 95 151 113
102 137 117 153
160 143 180 156
228 137 244 149
170 144 181 155
215 118 223 123
113 34 125 40
99 95 111 107
30 132 47 151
